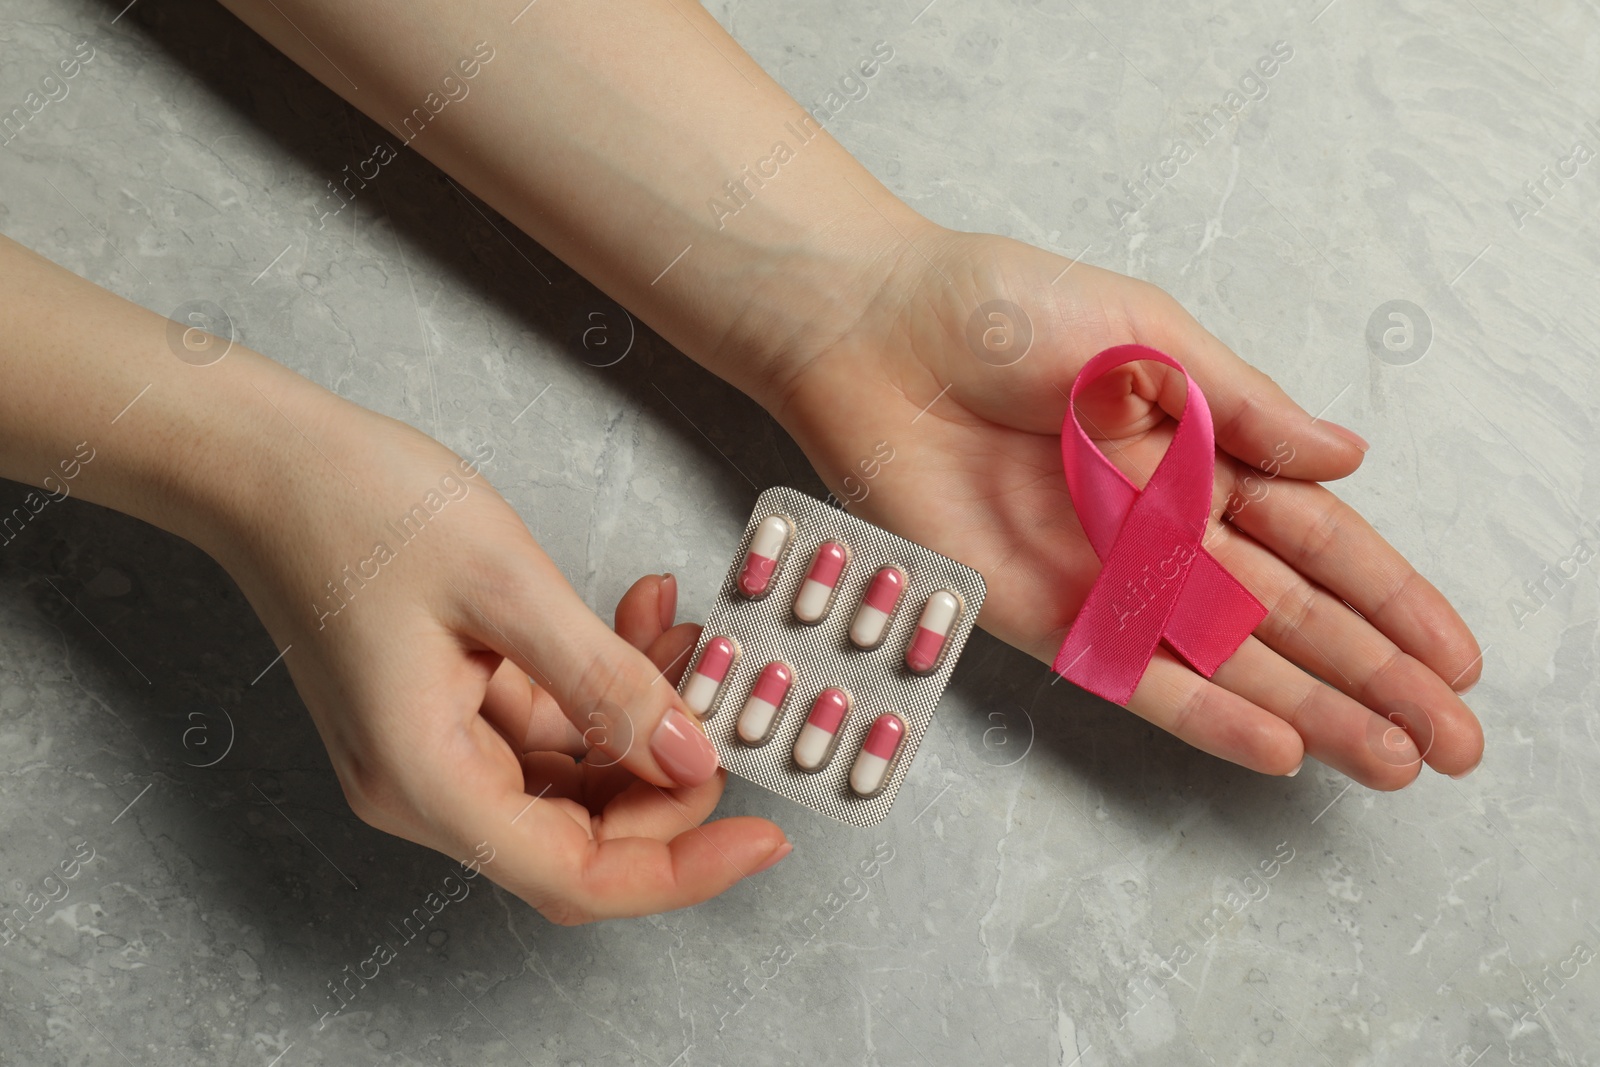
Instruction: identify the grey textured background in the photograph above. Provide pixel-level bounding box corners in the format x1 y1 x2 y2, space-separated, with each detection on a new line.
1 0 1596 1064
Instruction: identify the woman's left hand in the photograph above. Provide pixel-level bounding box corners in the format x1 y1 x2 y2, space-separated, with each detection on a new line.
770 225 1483 789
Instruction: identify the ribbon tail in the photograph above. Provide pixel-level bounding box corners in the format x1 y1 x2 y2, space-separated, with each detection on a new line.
1054 520 1201 706
1162 551 1268 677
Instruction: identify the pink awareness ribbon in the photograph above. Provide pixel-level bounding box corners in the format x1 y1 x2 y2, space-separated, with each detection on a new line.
1053 344 1267 705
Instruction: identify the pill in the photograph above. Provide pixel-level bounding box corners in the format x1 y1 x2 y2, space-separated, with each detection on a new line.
849 714 906 797
736 661 794 745
849 566 905 649
792 687 852 771
737 515 792 598
793 540 850 623
905 590 962 674
681 635 737 716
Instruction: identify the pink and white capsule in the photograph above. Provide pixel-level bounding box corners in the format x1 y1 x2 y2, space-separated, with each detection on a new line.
849 714 906 796
849 566 905 649
905 590 962 674
792 687 852 771
682 636 737 715
736 661 794 744
737 515 792 598
793 540 850 623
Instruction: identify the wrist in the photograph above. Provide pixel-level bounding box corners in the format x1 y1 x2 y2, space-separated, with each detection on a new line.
105 349 354 580
0 236 363 587
711 199 945 416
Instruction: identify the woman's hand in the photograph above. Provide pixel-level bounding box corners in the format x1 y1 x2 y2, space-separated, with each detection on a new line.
773 225 1484 789
209 373 789 924
2 232 791 925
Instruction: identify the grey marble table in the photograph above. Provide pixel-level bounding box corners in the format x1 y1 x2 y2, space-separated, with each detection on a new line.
1 0 1596 1063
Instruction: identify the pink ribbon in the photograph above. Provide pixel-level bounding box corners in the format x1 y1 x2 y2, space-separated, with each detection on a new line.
1053 344 1266 705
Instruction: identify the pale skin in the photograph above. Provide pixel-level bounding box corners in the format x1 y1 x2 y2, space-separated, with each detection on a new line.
0 0 1482 923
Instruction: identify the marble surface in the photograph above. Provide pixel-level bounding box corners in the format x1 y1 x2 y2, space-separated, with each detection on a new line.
1 0 1597 1063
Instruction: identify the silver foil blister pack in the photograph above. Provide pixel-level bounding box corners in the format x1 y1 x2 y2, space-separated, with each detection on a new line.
677 486 986 826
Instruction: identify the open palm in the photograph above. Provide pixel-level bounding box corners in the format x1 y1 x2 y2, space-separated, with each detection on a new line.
774 228 1482 788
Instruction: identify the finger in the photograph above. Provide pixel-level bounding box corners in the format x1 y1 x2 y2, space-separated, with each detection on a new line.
547 622 724 843
1208 639 1421 790
481 656 587 757
571 620 701 771
455 552 720 789
1124 649 1304 775
574 620 702 766
1206 518 1484 777
1135 294 1368 481
1223 467 1484 693
572 817 792 921
592 775 730 841
483 578 699 763
615 573 675 651
551 624 708 808
444 715 788 923
519 748 726 835
647 622 702 688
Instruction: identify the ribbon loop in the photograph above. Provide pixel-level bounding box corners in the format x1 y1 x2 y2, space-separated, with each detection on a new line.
1052 345 1266 704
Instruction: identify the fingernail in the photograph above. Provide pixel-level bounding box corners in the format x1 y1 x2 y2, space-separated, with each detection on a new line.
750 841 793 876
1322 420 1369 453
1449 756 1482 780
651 707 719 786
659 573 677 631
1286 761 1303 778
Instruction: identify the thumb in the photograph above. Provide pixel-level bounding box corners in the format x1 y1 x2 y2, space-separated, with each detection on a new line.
1138 298 1369 481
456 556 719 790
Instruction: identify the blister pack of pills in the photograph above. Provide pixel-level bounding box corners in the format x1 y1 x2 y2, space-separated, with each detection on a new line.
677 486 987 827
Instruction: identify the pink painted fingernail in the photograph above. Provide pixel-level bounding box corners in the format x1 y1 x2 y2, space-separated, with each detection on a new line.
750 841 793 875
659 573 677 631
1323 420 1369 453
651 708 719 786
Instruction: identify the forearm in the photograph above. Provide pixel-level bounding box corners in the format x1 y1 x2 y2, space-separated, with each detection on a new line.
0 235 333 567
214 0 923 406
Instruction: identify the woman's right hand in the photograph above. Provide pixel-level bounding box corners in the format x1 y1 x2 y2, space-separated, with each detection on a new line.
0 233 788 924
201 356 790 924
